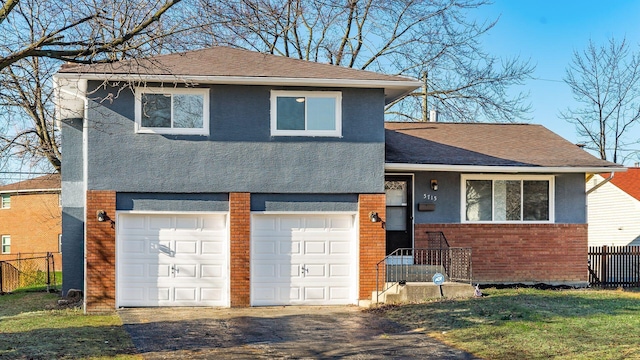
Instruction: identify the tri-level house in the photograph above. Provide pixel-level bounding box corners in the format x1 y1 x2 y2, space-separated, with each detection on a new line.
54 47 623 312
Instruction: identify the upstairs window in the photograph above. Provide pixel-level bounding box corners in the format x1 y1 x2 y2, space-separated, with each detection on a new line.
2 235 10 254
271 91 342 137
462 175 554 223
135 88 209 135
1 194 9 209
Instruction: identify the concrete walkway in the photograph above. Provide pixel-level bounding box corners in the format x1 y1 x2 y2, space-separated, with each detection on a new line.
119 306 477 359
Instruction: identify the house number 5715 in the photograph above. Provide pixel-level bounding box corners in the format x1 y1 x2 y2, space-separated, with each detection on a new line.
423 194 438 201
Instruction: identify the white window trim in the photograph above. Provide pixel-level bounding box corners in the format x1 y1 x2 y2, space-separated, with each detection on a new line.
1 235 10 254
1 194 9 209
460 174 555 224
270 90 342 137
134 87 210 135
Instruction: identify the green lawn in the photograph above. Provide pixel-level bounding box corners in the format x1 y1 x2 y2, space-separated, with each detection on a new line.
0 291 140 359
377 287 640 359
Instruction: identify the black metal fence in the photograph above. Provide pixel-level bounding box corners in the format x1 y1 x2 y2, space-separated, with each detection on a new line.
588 245 640 288
0 253 59 293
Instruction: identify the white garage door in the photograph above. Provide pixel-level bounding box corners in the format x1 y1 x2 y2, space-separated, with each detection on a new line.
117 213 228 307
251 213 357 306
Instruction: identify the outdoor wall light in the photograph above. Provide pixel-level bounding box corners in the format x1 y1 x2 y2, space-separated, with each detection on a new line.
369 211 381 223
431 179 438 191
97 210 106 222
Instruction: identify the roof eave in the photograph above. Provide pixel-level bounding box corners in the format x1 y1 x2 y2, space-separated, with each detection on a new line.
53 73 422 104
385 163 627 174
0 188 61 194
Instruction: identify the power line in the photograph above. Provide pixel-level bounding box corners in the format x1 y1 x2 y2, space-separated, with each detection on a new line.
530 77 564 83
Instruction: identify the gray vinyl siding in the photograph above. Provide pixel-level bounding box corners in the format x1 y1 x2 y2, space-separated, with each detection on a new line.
407 171 587 224
85 83 385 194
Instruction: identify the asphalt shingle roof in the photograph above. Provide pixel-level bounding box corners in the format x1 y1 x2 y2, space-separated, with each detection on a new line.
58 47 413 83
607 167 640 201
0 174 61 192
385 122 621 168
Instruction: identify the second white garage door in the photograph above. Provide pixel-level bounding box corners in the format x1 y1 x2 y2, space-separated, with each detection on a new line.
251 213 357 306
117 213 228 307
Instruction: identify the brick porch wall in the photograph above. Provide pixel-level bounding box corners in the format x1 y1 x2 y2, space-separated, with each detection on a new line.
85 190 116 313
415 223 588 285
358 194 386 300
229 192 250 307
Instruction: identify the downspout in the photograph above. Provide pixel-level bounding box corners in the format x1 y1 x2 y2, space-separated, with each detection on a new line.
586 172 614 195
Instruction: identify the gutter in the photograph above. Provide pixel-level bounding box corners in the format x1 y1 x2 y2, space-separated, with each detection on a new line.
586 172 615 195
53 73 423 105
385 163 627 174
0 188 61 195
53 76 89 312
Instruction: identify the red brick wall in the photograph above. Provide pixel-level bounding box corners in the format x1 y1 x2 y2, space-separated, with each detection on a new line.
415 223 588 285
229 192 250 307
85 190 116 313
358 194 386 300
0 192 62 269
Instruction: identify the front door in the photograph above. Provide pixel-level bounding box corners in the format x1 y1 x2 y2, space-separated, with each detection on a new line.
385 175 413 255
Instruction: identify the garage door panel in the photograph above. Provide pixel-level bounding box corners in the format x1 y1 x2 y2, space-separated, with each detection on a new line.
175 216 199 229
118 213 228 307
251 214 356 306
174 264 197 278
254 239 277 255
150 288 170 301
149 216 173 229
305 264 326 277
329 264 351 277
304 287 325 300
329 287 351 300
175 240 197 254
304 241 326 255
201 288 223 301
201 241 224 255
201 264 223 278
330 241 351 254
175 288 197 301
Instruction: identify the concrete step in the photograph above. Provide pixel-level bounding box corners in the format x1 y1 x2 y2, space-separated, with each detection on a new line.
374 282 475 304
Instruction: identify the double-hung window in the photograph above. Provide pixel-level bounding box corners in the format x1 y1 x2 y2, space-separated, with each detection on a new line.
135 87 209 135
1 235 10 254
1 194 9 209
270 91 342 137
462 175 554 223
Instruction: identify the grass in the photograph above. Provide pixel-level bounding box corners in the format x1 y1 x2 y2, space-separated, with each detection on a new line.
0 291 140 359
377 287 640 359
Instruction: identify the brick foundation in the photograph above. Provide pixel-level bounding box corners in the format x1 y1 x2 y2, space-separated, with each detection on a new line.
85 190 116 313
358 194 386 300
229 192 251 307
415 223 588 285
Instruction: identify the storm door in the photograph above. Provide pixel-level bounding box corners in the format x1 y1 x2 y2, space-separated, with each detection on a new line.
385 175 413 255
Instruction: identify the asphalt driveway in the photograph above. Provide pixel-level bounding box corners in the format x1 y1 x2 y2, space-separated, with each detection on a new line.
118 306 477 359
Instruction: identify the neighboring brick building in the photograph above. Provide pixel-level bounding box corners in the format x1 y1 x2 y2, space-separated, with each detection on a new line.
0 174 62 270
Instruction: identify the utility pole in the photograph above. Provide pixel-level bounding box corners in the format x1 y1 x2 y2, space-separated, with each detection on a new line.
421 70 428 122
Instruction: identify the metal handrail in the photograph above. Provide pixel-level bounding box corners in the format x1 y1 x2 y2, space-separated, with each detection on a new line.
375 246 472 304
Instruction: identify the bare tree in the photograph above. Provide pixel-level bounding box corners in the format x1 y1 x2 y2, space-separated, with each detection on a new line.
0 0 187 173
561 37 640 164
198 0 534 122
